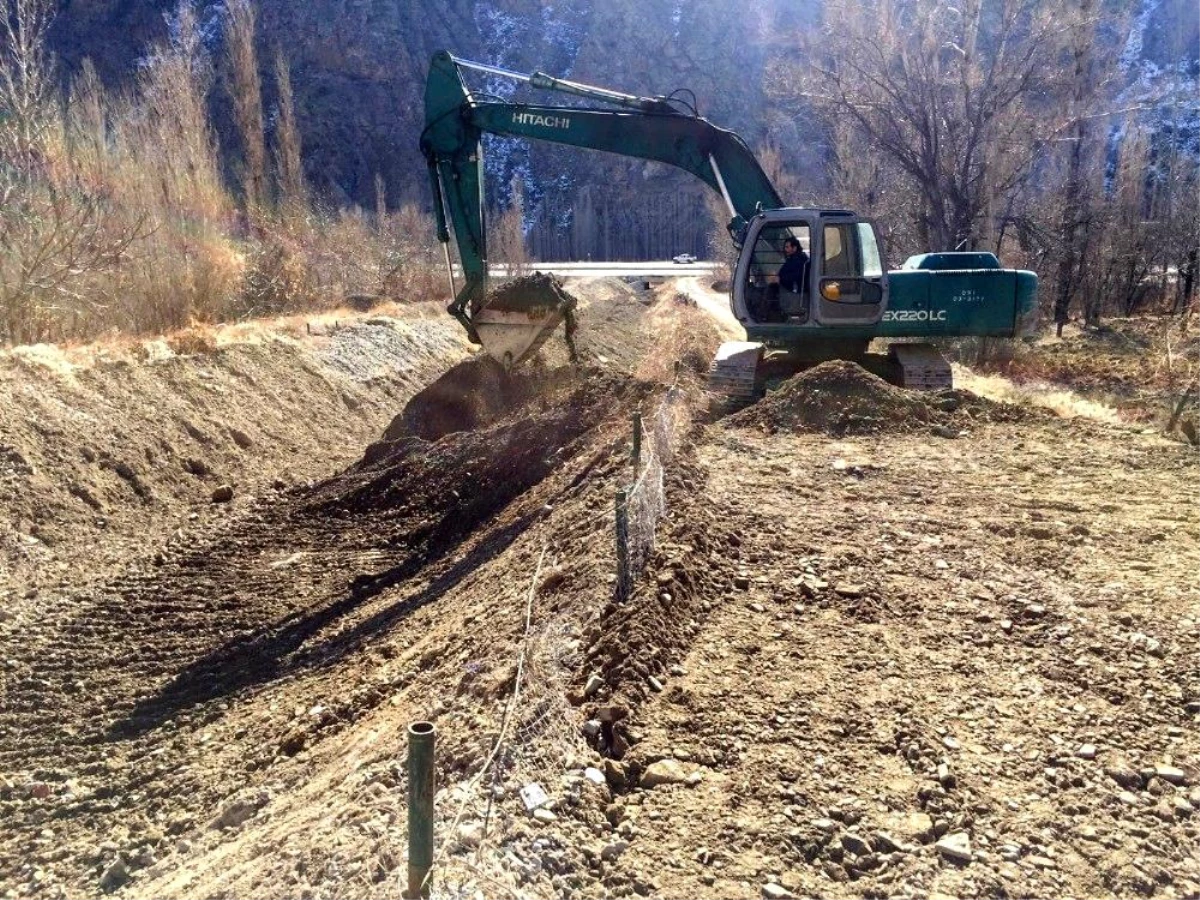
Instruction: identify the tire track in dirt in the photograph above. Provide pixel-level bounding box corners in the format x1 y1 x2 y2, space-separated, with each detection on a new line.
0 280 677 897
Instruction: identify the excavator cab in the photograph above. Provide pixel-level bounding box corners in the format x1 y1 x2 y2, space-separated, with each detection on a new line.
732 210 888 332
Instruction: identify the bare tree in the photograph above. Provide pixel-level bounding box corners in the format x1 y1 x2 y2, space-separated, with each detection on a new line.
1052 0 1101 335
491 176 529 275
0 0 56 167
779 0 1058 252
0 0 151 343
272 49 306 214
225 0 266 210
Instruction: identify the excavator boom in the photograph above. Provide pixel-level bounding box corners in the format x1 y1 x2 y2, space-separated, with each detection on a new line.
421 50 780 366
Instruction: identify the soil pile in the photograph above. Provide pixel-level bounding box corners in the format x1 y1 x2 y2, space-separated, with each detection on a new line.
383 355 564 442
388 277 658 442
328 370 654 527
732 360 933 435
730 360 1039 436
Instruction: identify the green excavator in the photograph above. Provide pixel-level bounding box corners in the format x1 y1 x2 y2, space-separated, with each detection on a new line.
420 51 1038 395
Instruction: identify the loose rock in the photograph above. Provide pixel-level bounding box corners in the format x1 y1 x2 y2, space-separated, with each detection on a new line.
640 759 691 788
935 832 972 864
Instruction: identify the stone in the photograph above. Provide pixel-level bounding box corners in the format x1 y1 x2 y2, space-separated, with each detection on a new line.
935 832 972 864
942 736 961 750
1155 765 1187 785
834 584 865 598
603 759 628 789
582 719 601 738
1076 744 1097 760
519 782 549 811
648 676 664 692
601 841 629 862
533 808 557 824
1000 619 1014 632
583 767 606 786
211 484 234 503
99 859 130 892
897 811 934 840
932 424 959 439
812 818 838 833
873 832 904 854
1105 765 1142 789
938 763 956 788
762 884 795 900
212 791 268 830
585 674 604 698
596 704 628 723
457 821 484 848
841 833 871 856
1174 798 1194 818
640 759 691 788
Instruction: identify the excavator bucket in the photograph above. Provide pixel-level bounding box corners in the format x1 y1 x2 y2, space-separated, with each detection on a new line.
472 273 578 369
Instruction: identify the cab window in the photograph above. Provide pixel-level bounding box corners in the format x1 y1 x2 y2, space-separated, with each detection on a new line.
823 224 855 276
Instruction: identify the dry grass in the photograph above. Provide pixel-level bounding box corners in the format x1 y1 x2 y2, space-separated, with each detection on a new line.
0 0 443 349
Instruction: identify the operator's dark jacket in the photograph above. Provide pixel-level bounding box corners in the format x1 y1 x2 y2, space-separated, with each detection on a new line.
777 249 809 293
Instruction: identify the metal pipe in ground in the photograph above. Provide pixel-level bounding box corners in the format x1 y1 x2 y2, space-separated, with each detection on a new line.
405 721 436 899
615 489 630 602
631 412 643 469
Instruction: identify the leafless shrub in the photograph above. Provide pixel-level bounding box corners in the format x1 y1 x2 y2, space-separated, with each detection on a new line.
241 224 317 315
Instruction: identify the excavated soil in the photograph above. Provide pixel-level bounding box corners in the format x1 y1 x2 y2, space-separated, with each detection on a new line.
730 360 1037 437
1 279 1197 900
383 356 561 442
386 276 654 442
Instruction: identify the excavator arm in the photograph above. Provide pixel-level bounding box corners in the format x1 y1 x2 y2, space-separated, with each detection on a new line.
420 50 781 362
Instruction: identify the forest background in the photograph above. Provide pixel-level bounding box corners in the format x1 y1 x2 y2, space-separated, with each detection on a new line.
0 0 1196 344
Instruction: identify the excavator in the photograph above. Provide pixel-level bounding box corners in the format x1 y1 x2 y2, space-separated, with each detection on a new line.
420 51 1038 396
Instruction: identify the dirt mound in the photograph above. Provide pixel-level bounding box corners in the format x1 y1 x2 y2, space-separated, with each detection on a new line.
384 355 564 442
388 277 664 442
731 360 933 435
333 369 656 521
729 360 1041 436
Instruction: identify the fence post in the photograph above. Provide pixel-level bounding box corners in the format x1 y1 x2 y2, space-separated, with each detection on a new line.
405 721 436 899
615 489 630 602
631 412 642 471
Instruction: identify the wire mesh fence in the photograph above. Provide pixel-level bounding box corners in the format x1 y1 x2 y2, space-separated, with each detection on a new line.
616 385 688 602
416 384 692 897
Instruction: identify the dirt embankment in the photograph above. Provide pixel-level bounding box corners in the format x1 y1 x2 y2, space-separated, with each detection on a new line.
0 313 468 598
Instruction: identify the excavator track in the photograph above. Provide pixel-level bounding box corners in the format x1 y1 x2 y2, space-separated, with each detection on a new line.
889 342 953 391
706 341 763 408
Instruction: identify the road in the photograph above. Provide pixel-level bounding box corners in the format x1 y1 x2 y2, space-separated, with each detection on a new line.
456 260 720 278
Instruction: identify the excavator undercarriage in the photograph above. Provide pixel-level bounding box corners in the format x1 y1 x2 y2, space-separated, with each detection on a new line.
705 340 954 410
